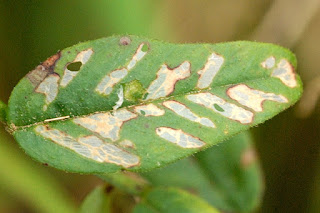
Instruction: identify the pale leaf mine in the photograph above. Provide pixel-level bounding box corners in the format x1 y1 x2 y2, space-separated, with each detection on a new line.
271 59 297 88
197 52 224 89
35 74 60 111
134 104 165 116
261 56 275 69
60 48 94 87
35 126 140 168
73 109 137 141
163 100 215 128
145 61 191 100
227 84 288 112
187 92 254 124
156 127 205 148
96 43 148 95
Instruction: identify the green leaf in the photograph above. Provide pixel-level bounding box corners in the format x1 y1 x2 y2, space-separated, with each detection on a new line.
5 35 302 173
142 131 263 212
98 171 150 195
133 187 220 213
80 185 111 213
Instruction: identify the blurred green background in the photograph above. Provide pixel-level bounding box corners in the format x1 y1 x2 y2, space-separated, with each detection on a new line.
0 0 320 212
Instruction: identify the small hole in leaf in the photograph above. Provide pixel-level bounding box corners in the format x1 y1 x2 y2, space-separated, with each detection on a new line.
67 61 82 71
214 104 224 112
141 43 149 52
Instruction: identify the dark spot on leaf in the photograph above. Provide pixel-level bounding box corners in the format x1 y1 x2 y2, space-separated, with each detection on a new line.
26 51 61 87
104 185 114 194
145 123 149 128
214 104 224 112
42 163 48 166
67 61 82 71
119 36 131 46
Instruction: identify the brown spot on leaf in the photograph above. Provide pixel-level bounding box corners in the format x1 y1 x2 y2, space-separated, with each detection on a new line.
27 51 61 87
119 36 131 46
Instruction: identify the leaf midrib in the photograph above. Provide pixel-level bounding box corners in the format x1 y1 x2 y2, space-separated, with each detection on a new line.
11 75 278 131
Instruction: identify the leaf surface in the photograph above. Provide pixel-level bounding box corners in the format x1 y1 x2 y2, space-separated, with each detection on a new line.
6 35 302 173
80 185 111 213
133 187 220 213
143 131 263 212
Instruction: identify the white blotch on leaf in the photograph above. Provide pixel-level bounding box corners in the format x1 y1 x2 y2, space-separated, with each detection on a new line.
113 86 124 110
156 127 205 148
163 100 215 128
73 109 137 141
197 52 224 88
187 92 254 124
96 43 148 96
134 104 165 116
145 61 191 100
60 48 93 87
96 68 128 95
35 126 140 168
35 74 60 111
127 43 148 70
227 84 288 112
261 56 275 69
271 59 297 88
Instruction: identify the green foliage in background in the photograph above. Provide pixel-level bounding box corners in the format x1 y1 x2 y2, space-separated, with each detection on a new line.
143 132 263 212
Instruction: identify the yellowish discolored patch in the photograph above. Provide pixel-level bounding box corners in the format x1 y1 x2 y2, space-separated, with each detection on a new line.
60 48 94 87
124 80 146 102
119 139 136 149
197 52 224 89
35 125 140 168
187 92 254 124
145 61 191 100
163 100 215 128
73 109 137 141
134 104 165 117
35 73 60 111
271 59 297 88
96 43 148 96
156 127 205 148
227 84 288 112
